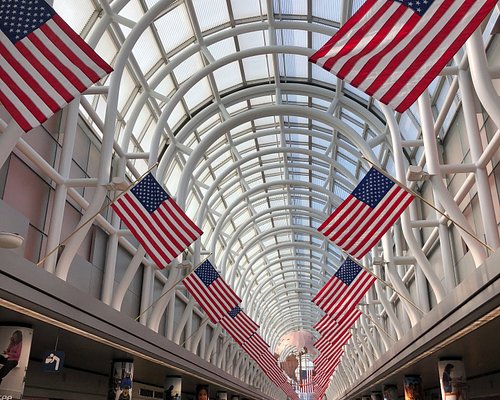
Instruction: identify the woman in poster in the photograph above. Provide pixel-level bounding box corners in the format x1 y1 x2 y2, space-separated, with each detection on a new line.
0 330 23 385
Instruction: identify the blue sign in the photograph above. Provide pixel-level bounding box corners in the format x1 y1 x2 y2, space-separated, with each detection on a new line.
42 351 65 372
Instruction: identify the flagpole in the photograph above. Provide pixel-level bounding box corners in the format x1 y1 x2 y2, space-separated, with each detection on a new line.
37 163 159 267
134 253 212 321
179 316 210 347
361 157 495 253
356 307 397 343
346 253 424 315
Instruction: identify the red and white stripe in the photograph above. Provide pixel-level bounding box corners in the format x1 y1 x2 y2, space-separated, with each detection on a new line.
0 14 112 131
314 308 361 335
183 273 241 323
318 185 414 259
220 311 259 344
112 194 202 269
309 0 497 112
313 268 376 318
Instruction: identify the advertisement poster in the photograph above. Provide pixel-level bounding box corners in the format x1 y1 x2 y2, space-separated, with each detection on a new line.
164 376 182 400
109 360 134 400
404 375 423 400
217 392 227 400
438 360 467 400
0 326 33 400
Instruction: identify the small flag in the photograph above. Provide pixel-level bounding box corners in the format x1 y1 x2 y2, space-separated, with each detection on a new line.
111 173 202 269
182 260 241 323
318 167 414 259
309 0 497 112
313 258 376 318
0 0 113 131
219 306 259 345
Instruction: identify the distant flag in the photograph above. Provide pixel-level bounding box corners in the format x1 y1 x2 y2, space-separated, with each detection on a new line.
318 167 414 259
0 0 113 132
182 260 241 323
299 369 314 393
111 173 202 269
313 258 376 318
220 306 259 345
309 0 497 112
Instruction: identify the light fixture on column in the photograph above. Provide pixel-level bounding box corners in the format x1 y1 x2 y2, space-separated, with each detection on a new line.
406 165 430 181
0 232 24 249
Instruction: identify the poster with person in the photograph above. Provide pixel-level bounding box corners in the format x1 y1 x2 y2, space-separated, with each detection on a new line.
164 375 182 400
438 360 467 400
108 360 134 400
0 325 33 400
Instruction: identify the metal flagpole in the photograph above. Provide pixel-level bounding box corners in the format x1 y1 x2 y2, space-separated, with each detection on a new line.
357 306 397 342
361 156 495 253
134 253 212 321
37 163 159 267
359 262 424 315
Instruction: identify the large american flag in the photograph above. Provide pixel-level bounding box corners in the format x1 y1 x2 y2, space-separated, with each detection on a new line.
111 173 203 269
219 306 259 345
313 258 376 318
309 0 497 112
0 0 113 132
318 167 414 259
182 260 241 323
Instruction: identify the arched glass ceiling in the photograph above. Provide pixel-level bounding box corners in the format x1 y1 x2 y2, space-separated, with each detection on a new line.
52 0 498 359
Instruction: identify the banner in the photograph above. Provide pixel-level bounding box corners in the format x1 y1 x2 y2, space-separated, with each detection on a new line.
0 326 33 400
438 360 467 400
164 376 182 400
404 375 423 400
109 360 134 400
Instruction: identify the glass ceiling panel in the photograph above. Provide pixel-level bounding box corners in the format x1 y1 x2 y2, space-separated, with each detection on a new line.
230 0 266 20
184 77 212 110
53 0 95 34
213 63 244 92
173 52 205 83
312 0 342 22
192 0 231 32
132 28 163 74
119 0 145 24
274 0 308 15
154 4 194 54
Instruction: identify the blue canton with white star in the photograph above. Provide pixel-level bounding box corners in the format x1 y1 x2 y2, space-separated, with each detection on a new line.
194 260 220 287
0 0 55 43
352 168 394 209
335 258 362 286
131 173 170 213
393 0 434 17
228 306 242 319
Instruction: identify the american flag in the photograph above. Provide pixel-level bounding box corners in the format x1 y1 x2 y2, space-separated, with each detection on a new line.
241 332 270 360
318 167 414 259
314 308 361 338
111 173 202 269
0 0 113 132
309 0 497 112
313 258 376 318
314 331 351 357
182 260 241 323
299 369 314 393
220 306 259 345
